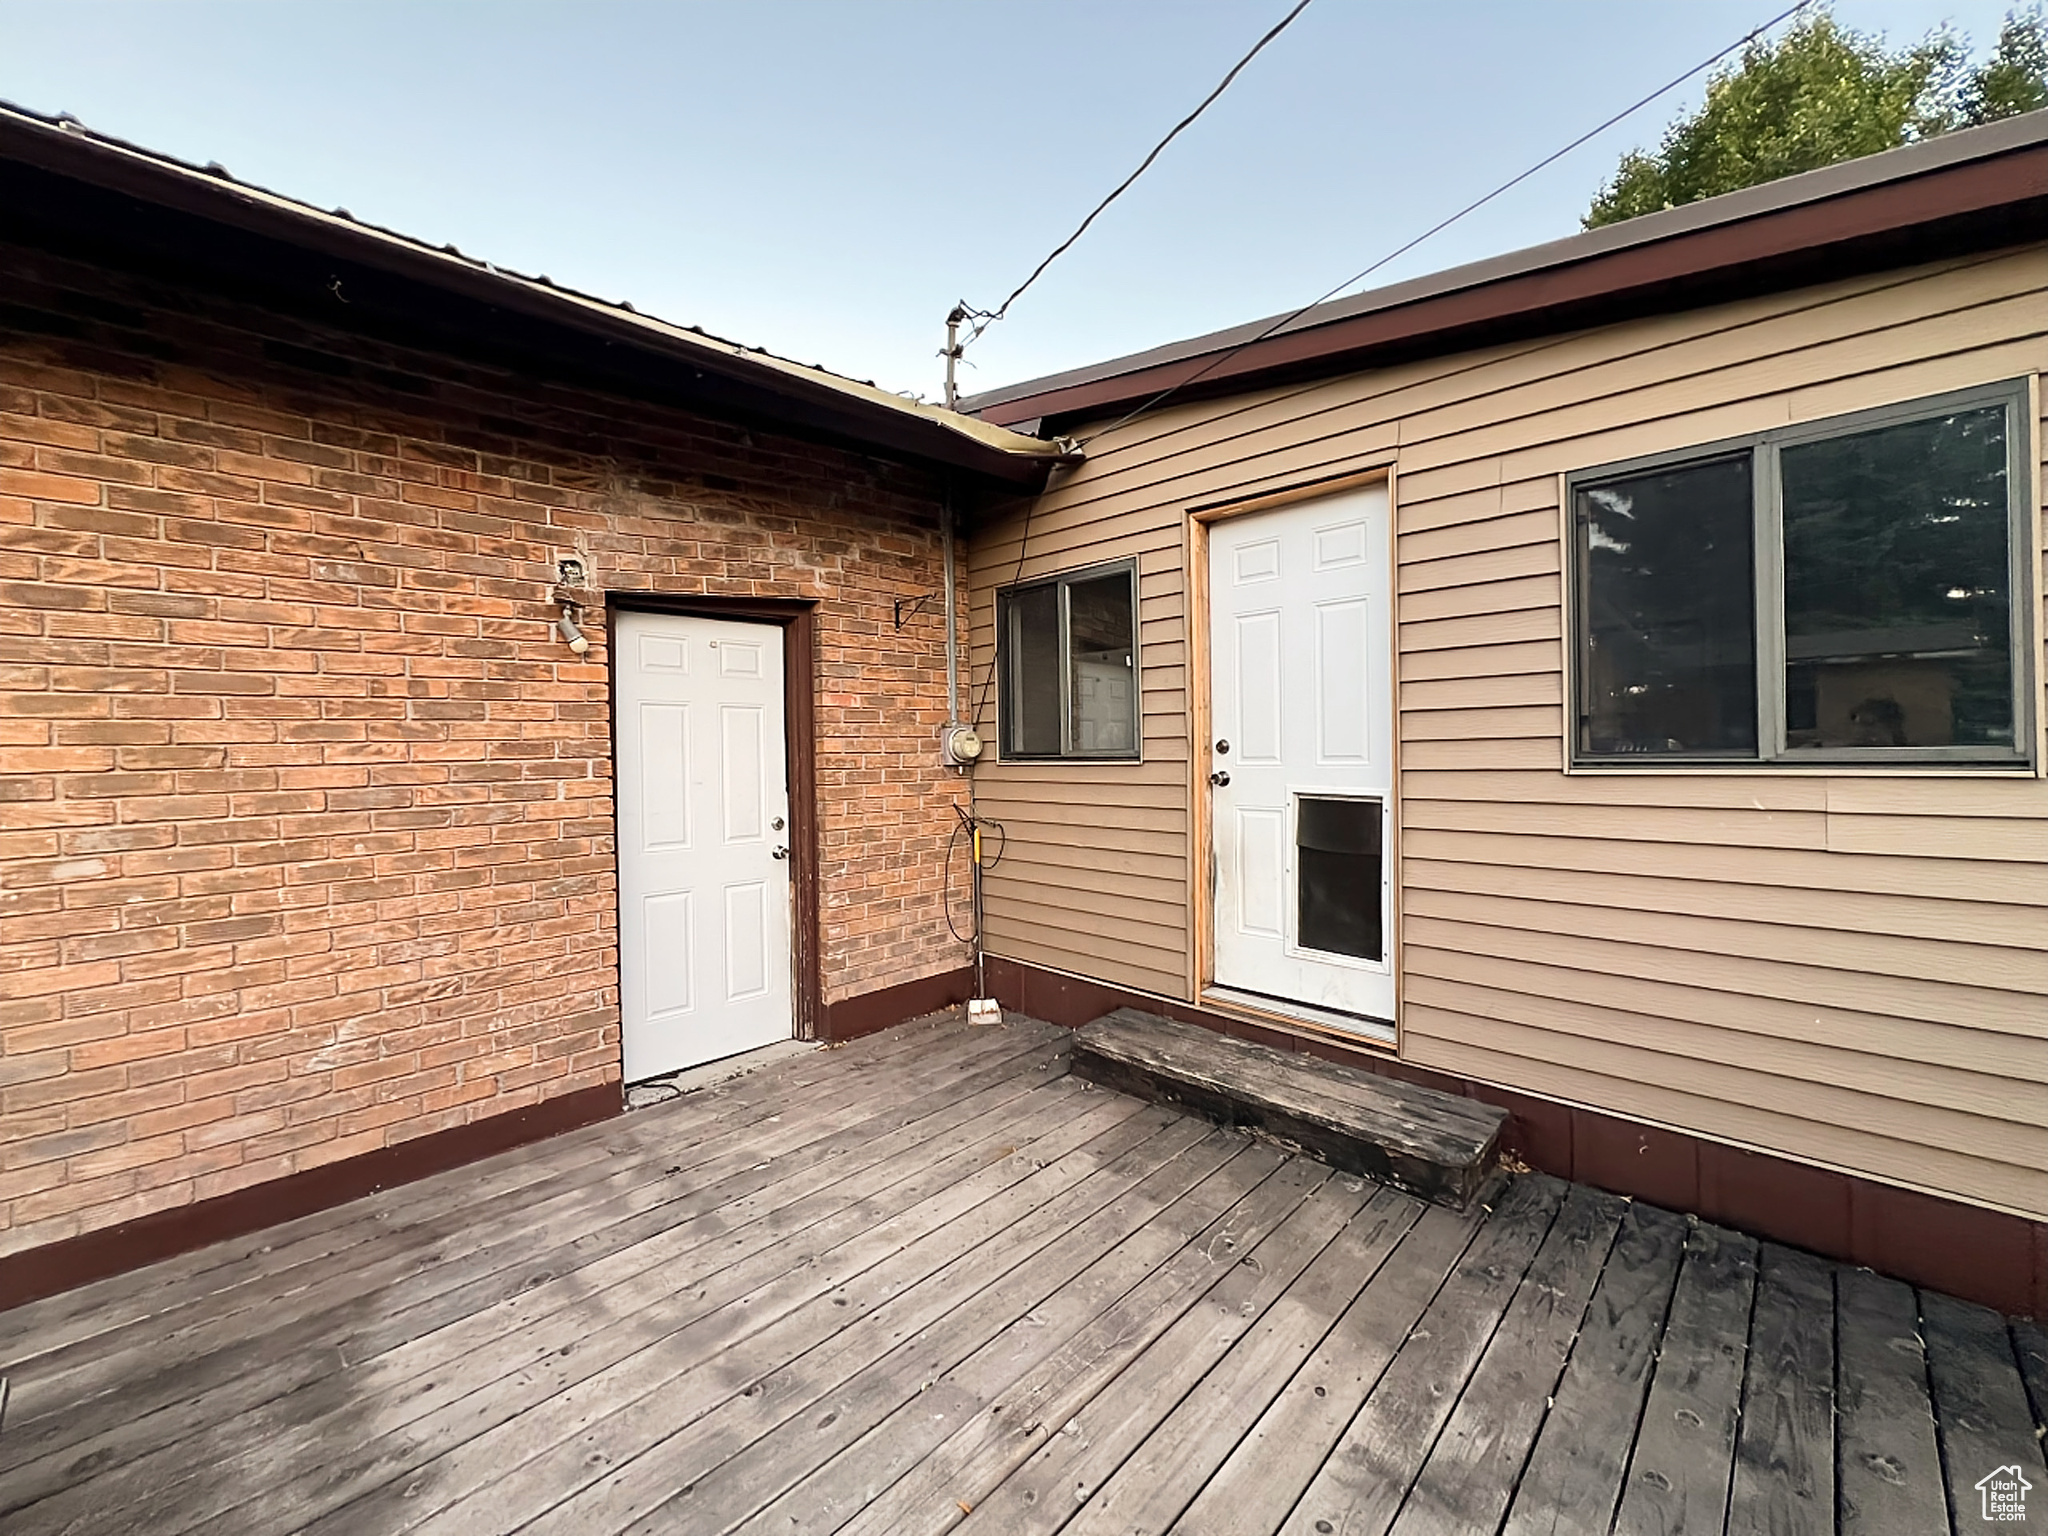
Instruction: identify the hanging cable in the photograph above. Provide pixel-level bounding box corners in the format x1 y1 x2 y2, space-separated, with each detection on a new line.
1072 0 1816 452
954 0 1315 353
944 801 1006 946
967 493 1035 732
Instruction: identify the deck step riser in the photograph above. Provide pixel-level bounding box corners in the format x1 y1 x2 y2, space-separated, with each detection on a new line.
1071 1010 1506 1210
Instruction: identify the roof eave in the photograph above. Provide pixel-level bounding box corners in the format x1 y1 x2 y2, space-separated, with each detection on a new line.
0 106 1063 487
966 112 2048 429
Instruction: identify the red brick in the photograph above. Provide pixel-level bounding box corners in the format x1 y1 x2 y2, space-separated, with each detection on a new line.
0 249 967 1259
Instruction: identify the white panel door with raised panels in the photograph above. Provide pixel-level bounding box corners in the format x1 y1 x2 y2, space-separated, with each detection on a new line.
616 611 793 1080
1208 484 1394 1030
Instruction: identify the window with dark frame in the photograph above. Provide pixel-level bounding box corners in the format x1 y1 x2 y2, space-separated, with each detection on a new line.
1571 382 2033 767
998 561 1140 761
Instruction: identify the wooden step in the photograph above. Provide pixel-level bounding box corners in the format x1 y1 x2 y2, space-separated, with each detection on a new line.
1071 1009 1507 1210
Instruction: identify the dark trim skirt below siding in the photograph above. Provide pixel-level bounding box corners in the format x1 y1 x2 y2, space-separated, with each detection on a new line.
819 965 975 1042
985 955 2048 1320
0 1084 621 1313
0 964 981 1312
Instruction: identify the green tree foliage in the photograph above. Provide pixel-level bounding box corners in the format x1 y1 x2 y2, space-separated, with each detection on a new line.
1963 6 2048 119
1586 6 2048 228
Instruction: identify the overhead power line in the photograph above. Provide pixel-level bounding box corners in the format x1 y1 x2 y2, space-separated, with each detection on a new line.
964 0 1813 729
954 0 1314 352
1074 0 1817 451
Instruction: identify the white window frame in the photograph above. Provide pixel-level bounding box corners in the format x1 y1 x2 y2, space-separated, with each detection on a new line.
996 558 1142 763
1569 379 2037 769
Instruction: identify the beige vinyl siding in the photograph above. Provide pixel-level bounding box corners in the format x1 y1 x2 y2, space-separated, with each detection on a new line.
967 243 2048 1218
967 545 1192 998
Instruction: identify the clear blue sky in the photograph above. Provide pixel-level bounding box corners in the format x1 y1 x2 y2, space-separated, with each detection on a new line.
0 1 2023 399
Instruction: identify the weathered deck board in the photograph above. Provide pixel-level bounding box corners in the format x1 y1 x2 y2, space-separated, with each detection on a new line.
745 1164 1393 1536
1500 1201 1688 1536
1836 1268 1950 1536
950 1161 1370 1536
1922 1290 2048 1534
282 1098 1179 1536
1275 1174 1566 1536
530 1132 1286 1536
1173 1201 1482 1536
2016 1319 2048 1439
0 1011 2036 1536
1055 1185 1418 1536
1386 1185 1625 1536
1611 1220 1759 1536
1726 1244 1836 1536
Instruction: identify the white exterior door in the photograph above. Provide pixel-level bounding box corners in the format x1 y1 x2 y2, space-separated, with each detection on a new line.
1207 485 1395 1031
615 611 794 1080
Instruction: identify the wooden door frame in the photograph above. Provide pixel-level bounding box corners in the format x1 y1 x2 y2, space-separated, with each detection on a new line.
605 593 824 1048
1184 465 1401 1052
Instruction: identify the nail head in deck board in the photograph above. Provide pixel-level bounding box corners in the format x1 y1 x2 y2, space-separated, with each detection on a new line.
1922 1289 2048 1535
1387 1184 1627 1536
744 1156 1370 1536
1611 1220 1759 1536
1276 1174 1566 1536
1500 1202 1689 1536
1174 1201 1485 1536
1071 1009 1507 1209
1725 1244 1837 1536
1056 1185 1420 1536
951 1164 1393 1536
1835 1267 1949 1536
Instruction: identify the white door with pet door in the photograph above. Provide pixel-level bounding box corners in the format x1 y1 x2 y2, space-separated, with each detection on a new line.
1206 485 1395 1037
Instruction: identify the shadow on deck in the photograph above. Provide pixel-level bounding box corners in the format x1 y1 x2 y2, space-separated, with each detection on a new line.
0 1012 2042 1535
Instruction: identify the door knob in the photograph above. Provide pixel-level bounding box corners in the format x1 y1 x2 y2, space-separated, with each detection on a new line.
1209 771 1230 787
771 846 789 860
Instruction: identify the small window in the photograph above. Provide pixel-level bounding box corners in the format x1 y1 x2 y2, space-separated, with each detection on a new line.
998 561 1139 760
1572 383 2033 767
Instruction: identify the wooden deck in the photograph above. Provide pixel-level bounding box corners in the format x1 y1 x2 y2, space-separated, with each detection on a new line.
1 1013 2042 1536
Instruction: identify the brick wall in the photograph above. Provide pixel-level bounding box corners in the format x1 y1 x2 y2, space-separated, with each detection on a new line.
0 241 972 1258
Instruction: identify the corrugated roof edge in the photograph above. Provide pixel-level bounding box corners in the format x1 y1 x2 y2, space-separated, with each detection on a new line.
0 100 1066 478
961 107 2048 420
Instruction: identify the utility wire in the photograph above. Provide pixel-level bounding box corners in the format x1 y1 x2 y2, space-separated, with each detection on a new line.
958 0 1314 350
1074 0 1816 451
965 0 1811 739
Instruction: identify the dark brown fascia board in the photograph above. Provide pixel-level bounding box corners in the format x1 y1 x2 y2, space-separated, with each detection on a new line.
0 107 1060 487
966 111 2048 427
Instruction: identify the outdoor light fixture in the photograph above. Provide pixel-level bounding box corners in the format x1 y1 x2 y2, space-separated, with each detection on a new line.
557 602 590 655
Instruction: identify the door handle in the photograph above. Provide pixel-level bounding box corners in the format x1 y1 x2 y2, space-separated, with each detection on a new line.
771 846 789 860
1209 771 1230 787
